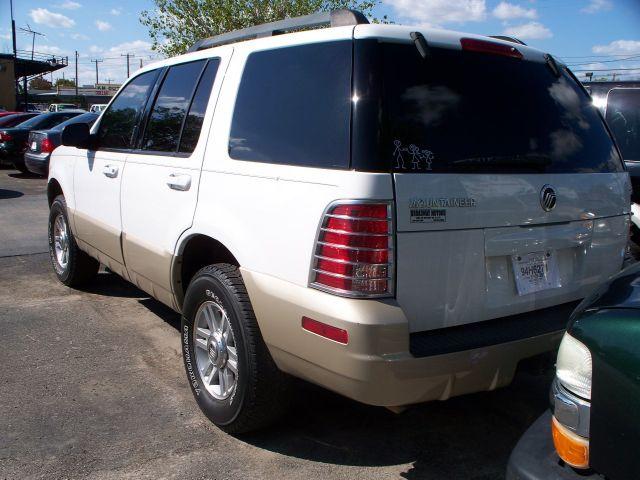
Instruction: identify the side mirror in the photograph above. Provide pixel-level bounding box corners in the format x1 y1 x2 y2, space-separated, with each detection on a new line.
62 123 91 148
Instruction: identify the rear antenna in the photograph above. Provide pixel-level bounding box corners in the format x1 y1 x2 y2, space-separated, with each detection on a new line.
545 53 561 77
410 31 430 59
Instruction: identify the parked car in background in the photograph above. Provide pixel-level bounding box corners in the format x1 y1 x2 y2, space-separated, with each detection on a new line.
0 113 40 128
604 88 640 246
0 111 20 118
507 263 640 480
89 104 108 113
48 104 79 112
0 111 84 172
17 103 41 112
49 10 630 433
25 112 98 176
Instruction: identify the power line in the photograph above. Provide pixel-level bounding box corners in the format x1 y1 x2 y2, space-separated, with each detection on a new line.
566 54 640 66
571 67 640 72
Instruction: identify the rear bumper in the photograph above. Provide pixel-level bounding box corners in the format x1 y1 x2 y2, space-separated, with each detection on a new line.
241 269 567 407
507 412 602 480
24 152 50 176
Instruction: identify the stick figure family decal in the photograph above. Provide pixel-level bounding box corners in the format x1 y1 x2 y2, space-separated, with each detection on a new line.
393 140 435 171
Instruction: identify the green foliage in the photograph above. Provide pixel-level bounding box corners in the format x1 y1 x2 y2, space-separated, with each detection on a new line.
28 76 52 90
54 78 76 88
140 0 386 57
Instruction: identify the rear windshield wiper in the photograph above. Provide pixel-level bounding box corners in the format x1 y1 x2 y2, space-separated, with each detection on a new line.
410 31 431 59
452 154 552 171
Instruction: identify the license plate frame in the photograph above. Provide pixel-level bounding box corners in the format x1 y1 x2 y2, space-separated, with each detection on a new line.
512 250 561 296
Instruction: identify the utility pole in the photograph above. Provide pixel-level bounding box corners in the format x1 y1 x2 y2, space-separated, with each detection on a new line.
75 51 79 96
139 58 143 69
121 53 135 78
91 58 104 85
19 24 45 60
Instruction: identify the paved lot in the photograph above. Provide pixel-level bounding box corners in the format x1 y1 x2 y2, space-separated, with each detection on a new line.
0 168 553 480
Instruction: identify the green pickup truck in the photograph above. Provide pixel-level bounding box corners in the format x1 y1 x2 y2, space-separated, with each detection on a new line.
507 262 640 480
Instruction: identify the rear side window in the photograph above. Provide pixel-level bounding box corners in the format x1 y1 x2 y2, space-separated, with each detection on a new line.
606 89 640 161
142 60 206 152
355 42 623 174
229 41 352 169
179 59 220 154
98 69 160 150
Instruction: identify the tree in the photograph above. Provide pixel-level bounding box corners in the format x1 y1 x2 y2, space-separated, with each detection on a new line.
29 76 52 90
141 0 385 57
54 78 76 88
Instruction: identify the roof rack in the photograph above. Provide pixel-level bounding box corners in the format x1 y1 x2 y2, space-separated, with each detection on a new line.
488 35 527 46
188 9 369 52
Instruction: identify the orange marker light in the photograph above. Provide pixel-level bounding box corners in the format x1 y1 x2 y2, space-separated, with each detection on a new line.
552 416 589 469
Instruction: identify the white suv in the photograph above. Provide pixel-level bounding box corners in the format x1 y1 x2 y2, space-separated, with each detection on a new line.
47 10 630 433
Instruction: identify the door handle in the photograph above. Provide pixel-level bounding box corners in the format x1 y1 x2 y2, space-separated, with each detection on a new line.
167 173 191 191
102 164 119 178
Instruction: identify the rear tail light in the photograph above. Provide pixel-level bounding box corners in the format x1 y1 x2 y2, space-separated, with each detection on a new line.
40 138 55 153
310 201 394 297
460 38 523 59
0 132 13 141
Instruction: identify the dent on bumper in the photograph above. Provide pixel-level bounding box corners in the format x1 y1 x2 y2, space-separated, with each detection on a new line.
507 411 603 480
241 269 565 407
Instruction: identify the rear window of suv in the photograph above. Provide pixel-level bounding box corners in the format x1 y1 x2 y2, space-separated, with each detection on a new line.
353 41 623 174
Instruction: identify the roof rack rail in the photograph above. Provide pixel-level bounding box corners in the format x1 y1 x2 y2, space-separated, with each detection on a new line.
188 9 369 52
488 35 527 46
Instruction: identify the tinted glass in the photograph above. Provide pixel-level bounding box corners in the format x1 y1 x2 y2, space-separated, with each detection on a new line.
0 114 37 127
368 43 622 173
179 59 220 153
16 112 80 129
142 61 205 152
229 41 351 168
98 69 159 149
52 112 99 131
606 89 640 161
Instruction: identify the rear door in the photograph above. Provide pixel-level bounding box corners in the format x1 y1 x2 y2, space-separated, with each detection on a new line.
73 69 160 266
370 40 630 332
120 51 228 306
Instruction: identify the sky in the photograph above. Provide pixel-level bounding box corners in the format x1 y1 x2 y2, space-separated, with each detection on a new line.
0 0 639 86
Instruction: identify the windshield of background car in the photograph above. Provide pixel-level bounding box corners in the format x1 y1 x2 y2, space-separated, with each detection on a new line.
606 89 640 161
367 42 623 174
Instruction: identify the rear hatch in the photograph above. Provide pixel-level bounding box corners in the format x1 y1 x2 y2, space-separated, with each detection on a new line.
28 131 47 154
354 34 630 333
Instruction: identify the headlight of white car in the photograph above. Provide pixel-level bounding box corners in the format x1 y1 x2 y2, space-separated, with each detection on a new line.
556 333 592 400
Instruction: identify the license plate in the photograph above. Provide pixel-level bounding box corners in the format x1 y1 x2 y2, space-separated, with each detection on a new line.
31 141 37 150
512 251 561 296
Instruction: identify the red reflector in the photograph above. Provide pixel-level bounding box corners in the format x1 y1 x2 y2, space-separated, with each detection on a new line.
318 244 388 264
460 38 523 59
321 231 388 249
40 138 55 153
0 132 13 141
331 204 388 219
326 216 388 234
302 316 348 344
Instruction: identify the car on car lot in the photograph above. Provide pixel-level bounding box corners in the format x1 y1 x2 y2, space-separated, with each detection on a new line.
0 111 20 118
47 10 630 433
604 88 640 244
48 103 79 112
24 112 99 176
0 111 84 172
89 104 108 113
0 113 40 128
507 263 640 480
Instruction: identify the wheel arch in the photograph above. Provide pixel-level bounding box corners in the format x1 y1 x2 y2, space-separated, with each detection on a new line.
172 233 241 310
47 178 64 207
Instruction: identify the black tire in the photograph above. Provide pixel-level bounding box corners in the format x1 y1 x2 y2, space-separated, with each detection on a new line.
181 263 290 433
48 195 99 287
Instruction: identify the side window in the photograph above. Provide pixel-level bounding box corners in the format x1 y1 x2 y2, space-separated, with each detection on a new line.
229 41 352 169
179 59 220 154
142 60 206 153
98 69 160 150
